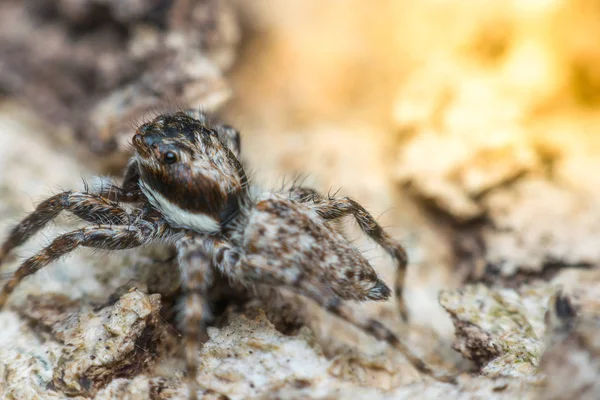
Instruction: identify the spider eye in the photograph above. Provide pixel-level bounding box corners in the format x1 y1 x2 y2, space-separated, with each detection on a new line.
163 151 178 164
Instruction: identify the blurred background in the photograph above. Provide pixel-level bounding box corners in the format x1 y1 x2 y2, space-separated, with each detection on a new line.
1 0 600 397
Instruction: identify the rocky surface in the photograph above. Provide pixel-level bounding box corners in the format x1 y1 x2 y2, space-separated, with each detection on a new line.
440 284 550 377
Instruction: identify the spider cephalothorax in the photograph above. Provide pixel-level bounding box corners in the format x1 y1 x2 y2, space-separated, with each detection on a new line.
133 112 248 233
0 111 456 399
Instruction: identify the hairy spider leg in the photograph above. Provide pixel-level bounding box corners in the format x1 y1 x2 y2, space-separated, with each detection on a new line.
175 232 215 400
0 192 133 264
182 109 241 156
0 158 146 265
0 222 168 309
93 160 144 203
288 187 410 322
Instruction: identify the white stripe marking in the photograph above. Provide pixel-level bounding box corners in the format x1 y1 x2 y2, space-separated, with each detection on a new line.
140 181 220 233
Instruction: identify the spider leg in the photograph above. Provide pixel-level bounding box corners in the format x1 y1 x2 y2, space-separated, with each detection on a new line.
0 222 165 309
212 241 456 384
93 160 143 203
290 187 410 322
0 192 132 264
287 185 322 203
313 290 456 383
182 109 241 156
214 124 241 157
175 233 215 400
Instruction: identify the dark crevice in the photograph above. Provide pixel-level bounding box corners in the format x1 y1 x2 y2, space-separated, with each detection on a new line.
401 167 587 287
472 261 595 288
402 181 489 284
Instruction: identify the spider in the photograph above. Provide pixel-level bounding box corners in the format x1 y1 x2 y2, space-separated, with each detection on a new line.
0 111 456 399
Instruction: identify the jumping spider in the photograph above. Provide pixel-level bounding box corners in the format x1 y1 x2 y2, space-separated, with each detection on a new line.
0 111 456 398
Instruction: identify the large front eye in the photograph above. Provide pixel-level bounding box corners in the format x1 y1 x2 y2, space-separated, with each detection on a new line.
163 151 178 164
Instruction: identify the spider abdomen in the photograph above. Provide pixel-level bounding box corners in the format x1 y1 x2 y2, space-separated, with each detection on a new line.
241 196 390 302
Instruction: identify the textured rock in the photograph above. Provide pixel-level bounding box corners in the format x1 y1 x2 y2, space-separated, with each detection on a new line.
0 0 238 162
482 178 600 275
538 273 600 400
440 273 600 399
395 125 539 223
58 290 162 396
440 284 553 378
384 0 600 283
0 289 164 399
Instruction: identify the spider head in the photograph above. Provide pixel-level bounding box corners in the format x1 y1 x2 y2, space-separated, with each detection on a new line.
132 112 247 233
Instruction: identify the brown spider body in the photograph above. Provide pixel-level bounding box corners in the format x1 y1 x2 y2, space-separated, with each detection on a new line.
0 111 455 399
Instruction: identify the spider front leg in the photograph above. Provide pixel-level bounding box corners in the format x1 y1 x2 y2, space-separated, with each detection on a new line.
182 109 241 156
175 233 215 400
91 159 144 203
290 187 410 322
0 161 143 265
0 192 133 265
0 221 165 309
